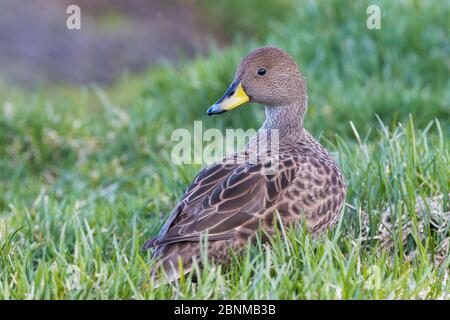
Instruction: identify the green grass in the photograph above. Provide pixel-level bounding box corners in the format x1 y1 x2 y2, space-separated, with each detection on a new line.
0 0 449 299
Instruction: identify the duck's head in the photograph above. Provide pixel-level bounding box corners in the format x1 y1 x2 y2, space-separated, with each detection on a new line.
207 47 307 116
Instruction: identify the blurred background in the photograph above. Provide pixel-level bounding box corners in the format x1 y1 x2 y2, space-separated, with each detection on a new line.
0 0 448 187
1 0 294 88
0 0 226 87
0 0 448 169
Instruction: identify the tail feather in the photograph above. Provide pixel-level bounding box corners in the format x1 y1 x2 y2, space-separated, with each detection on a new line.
149 243 196 287
142 236 158 250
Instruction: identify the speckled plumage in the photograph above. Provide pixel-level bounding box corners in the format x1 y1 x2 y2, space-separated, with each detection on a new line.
144 47 347 279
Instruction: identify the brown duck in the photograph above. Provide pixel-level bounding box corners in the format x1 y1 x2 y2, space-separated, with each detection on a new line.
144 47 347 279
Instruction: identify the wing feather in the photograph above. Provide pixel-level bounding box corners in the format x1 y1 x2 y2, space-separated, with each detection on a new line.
145 154 299 249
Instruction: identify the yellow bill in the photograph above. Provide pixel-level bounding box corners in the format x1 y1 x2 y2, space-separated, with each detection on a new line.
207 81 250 115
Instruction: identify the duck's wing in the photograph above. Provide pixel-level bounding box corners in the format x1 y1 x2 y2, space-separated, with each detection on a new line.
143 154 299 249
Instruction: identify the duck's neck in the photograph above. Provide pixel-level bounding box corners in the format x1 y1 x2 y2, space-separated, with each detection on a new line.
260 102 306 139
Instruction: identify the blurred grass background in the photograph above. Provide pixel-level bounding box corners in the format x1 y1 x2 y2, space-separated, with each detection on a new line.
0 0 449 299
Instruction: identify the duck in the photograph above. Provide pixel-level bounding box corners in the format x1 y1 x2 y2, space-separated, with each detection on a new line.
143 47 347 280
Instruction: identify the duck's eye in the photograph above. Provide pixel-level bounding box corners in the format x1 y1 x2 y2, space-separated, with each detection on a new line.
257 68 267 76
